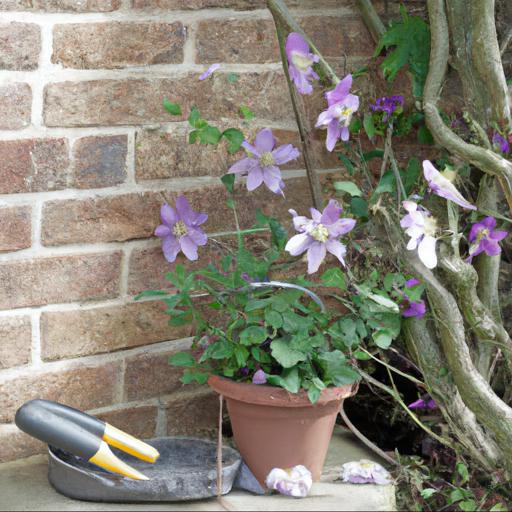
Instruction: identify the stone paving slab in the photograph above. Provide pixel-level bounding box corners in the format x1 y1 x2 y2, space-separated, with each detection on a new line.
0 428 396 511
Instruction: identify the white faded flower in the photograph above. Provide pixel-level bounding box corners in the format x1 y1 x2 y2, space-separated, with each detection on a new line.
266 465 313 498
341 459 392 485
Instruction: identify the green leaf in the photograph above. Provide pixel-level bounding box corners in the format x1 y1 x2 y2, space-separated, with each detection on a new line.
222 128 245 154
402 157 422 193
373 329 394 349
362 149 384 162
417 124 434 144
169 352 195 367
321 268 347 290
353 350 372 360
239 326 268 346
349 117 361 134
227 72 239 83
456 462 469 484
329 317 359 348
200 340 234 361
308 386 322 404
350 196 369 219
245 298 272 312
189 130 199 144
420 489 437 499
317 351 359 386
134 289 170 300
375 6 431 96
188 106 201 128
363 113 376 139
265 309 283 329
181 370 209 385
199 125 222 145
267 367 300 393
163 99 182 116
271 338 308 368
372 171 396 197
490 504 508 512
449 489 472 504
459 500 477 512
337 153 356 175
240 105 255 120
268 218 288 251
221 174 235 195
234 345 250 367
334 181 362 197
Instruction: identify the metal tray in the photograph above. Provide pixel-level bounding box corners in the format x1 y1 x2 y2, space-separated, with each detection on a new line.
48 437 242 502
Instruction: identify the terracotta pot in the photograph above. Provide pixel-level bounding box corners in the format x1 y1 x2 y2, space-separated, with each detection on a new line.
208 375 353 487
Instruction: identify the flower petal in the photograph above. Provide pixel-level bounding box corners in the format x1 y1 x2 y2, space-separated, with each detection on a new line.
262 166 284 195
155 224 171 238
320 199 342 225
272 144 300 165
325 239 347 266
326 120 341 152
307 241 327 273
328 218 356 237
228 156 258 175
246 166 264 191
315 108 334 128
326 74 352 106
162 236 181 263
418 235 438 269
254 128 276 153
285 232 311 256
187 227 208 246
160 203 177 226
198 63 221 81
175 195 195 224
180 235 199 261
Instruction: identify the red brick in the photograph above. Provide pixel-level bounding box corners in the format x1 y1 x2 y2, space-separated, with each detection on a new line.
0 316 31 369
52 22 185 69
43 72 293 127
124 350 188 402
41 177 311 246
165 389 218 439
0 361 119 423
0 206 31 253
0 425 45 463
0 83 31 130
72 135 127 189
131 0 264 9
0 0 121 11
135 126 303 182
41 301 191 361
97 405 157 439
0 23 40 71
196 19 278 64
0 252 121 310
0 138 69 194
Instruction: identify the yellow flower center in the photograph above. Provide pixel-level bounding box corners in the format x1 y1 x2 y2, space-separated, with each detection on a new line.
334 105 353 126
440 168 457 183
424 216 437 237
259 152 275 167
291 51 314 72
311 224 329 242
477 228 490 242
172 220 188 238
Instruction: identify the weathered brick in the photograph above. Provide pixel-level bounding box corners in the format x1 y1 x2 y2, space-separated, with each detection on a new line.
41 301 191 361
72 135 127 189
196 19 278 64
0 23 40 71
165 389 218 439
0 0 121 11
41 177 311 246
131 0 265 9
0 425 45 463
124 350 187 402
135 126 302 182
0 361 119 423
0 252 121 310
0 138 69 194
0 83 31 130
43 72 293 127
97 406 157 439
0 316 31 369
52 22 185 69
0 206 31 253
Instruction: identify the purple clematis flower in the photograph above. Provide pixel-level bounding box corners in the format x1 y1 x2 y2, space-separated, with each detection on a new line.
408 398 437 410
341 460 392 485
266 465 313 498
370 95 404 121
401 201 438 269
252 369 267 385
423 160 476 210
285 32 319 95
467 216 508 261
198 63 221 81
155 196 208 262
285 199 356 274
315 74 360 151
492 132 510 155
228 128 299 195
401 278 426 318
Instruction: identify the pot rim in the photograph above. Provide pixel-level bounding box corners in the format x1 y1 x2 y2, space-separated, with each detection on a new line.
208 374 354 408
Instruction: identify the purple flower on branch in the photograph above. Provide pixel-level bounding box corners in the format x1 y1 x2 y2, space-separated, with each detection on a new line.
155 196 208 262
252 369 267 385
285 32 319 95
316 74 360 151
285 199 356 274
401 201 438 269
370 95 404 121
423 160 476 210
198 63 221 81
492 132 510 155
408 398 437 410
467 216 508 261
228 128 300 195
401 278 426 318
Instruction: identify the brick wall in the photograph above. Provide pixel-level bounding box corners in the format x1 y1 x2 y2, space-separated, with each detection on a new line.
0 0 378 462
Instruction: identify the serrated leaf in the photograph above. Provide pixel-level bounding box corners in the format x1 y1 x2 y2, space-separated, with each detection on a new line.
199 125 222 145
181 370 209 385
271 338 307 368
334 181 362 197
163 99 182 116
169 352 195 367
321 268 347 290
222 128 245 154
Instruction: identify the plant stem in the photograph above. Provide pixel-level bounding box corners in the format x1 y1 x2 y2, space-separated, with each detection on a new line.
356 0 386 43
213 227 269 237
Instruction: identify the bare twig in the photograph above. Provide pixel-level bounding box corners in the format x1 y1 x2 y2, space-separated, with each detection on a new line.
356 0 386 44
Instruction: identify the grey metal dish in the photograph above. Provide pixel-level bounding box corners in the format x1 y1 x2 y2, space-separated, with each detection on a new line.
48 437 242 502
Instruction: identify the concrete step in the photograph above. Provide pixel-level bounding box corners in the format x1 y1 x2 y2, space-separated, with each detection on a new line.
0 427 396 511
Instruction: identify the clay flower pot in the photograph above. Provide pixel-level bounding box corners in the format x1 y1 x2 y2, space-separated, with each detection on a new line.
208 375 353 487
